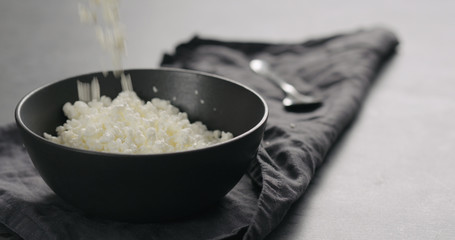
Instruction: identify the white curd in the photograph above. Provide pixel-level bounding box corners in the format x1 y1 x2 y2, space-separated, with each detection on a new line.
44 91 233 154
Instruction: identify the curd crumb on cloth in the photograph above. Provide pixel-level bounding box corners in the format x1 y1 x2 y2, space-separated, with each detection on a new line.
44 91 233 154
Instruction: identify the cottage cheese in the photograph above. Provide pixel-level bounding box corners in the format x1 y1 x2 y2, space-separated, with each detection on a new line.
44 91 233 154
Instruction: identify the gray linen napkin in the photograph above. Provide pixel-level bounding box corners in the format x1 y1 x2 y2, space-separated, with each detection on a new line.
0 27 398 240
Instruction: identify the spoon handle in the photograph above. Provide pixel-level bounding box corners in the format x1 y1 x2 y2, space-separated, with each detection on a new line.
250 61 314 101
261 70 301 97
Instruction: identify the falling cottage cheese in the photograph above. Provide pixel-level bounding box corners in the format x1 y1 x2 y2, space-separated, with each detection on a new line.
50 1 233 153
44 91 233 154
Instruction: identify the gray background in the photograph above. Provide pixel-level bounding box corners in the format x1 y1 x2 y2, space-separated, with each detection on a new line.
1 0 454 239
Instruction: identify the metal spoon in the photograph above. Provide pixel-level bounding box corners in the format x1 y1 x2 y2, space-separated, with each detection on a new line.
249 59 322 110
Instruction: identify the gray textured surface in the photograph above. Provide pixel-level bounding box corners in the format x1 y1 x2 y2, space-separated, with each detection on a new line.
1 1 454 239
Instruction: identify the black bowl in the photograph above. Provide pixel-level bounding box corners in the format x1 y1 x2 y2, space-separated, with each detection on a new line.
15 68 268 222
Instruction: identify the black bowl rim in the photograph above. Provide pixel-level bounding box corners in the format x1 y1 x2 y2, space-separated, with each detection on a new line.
15 67 269 157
